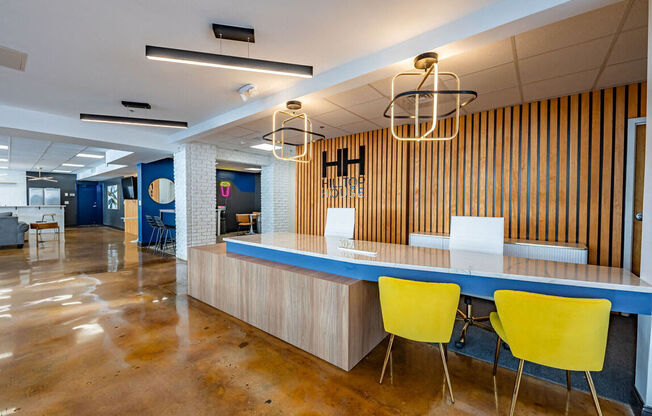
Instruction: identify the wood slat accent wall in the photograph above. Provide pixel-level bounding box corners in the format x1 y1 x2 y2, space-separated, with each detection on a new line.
296 82 647 267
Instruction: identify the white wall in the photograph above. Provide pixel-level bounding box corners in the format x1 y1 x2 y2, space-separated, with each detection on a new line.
0 169 26 205
634 1 652 409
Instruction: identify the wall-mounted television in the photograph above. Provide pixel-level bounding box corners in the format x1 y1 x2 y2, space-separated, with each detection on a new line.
122 176 137 199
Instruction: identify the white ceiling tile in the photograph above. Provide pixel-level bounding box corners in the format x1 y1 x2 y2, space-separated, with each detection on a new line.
238 117 273 133
218 126 257 139
300 98 341 116
368 116 391 128
515 2 625 59
313 109 363 127
518 37 610 84
439 38 513 76
346 97 390 120
462 87 521 114
458 63 518 95
607 27 648 65
338 119 383 135
314 125 349 140
522 69 598 102
370 76 394 98
623 0 648 31
596 58 647 89
325 85 383 107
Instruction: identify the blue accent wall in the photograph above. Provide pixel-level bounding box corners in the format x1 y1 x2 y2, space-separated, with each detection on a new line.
138 158 175 243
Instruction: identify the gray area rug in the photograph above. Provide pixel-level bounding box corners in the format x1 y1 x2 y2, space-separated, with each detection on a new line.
445 297 637 405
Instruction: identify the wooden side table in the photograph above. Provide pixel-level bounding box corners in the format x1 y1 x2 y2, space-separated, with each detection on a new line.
30 222 60 244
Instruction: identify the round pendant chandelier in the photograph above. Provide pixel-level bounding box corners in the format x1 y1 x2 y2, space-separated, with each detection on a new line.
263 100 325 163
383 52 478 141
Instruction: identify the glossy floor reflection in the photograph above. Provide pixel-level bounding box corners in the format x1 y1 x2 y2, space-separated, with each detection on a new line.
0 228 634 415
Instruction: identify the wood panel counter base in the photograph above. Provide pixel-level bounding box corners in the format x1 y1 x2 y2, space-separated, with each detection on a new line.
188 244 386 371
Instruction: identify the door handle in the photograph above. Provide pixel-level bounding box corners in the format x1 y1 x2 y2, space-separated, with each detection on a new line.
635 212 643 221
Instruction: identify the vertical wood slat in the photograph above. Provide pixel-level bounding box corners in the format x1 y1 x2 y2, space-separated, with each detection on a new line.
295 82 646 267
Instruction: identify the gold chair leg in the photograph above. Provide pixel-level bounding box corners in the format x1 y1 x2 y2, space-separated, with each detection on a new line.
566 370 572 391
509 359 525 416
439 343 455 403
493 337 502 376
379 334 395 384
585 371 603 416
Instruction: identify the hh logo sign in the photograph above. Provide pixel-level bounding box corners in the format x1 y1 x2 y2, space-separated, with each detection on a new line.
321 145 366 198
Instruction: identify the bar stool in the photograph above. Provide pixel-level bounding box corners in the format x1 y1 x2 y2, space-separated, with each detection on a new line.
377 276 460 403
41 213 56 222
490 290 611 416
145 215 163 252
154 216 175 254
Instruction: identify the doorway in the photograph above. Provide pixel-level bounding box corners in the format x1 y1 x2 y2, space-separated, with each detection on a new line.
624 118 647 275
76 182 103 226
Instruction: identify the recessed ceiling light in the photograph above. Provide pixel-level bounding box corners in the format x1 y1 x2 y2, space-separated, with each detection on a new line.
146 45 313 79
0 166 8 169
62 163 84 167
245 167 261 171
77 153 104 159
52 170 72 173
250 143 281 151
0 145 7 150
80 113 188 129
0 158 7 162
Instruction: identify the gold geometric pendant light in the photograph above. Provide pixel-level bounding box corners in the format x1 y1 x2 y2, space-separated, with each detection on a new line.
383 52 478 141
263 100 325 163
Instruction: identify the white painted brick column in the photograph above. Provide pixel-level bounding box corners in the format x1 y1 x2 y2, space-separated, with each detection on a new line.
174 142 217 260
261 160 296 233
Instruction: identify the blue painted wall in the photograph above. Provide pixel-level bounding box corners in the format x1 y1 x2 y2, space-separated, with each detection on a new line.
138 158 175 244
217 169 261 232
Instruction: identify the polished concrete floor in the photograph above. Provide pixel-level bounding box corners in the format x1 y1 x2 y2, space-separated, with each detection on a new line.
0 227 635 415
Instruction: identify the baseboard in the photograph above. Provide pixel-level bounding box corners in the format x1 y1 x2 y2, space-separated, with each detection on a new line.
633 386 648 416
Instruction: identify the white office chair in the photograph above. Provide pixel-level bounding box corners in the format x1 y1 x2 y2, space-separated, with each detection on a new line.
449 216 504 348
324 208 355 239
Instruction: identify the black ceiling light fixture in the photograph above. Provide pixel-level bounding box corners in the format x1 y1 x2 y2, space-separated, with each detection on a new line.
121 101 151 110
80 114 188 129
145 24 313 79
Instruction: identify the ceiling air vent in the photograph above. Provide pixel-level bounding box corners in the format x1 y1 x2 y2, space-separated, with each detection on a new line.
0 45 27 71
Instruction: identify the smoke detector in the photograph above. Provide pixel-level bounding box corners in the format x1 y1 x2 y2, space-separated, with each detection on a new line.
238 84 258 102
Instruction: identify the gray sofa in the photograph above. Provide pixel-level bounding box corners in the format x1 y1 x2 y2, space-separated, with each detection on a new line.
0 212 29 248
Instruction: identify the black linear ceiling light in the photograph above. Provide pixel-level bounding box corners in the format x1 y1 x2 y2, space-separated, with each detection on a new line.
80 114 188 129
145 24 313 79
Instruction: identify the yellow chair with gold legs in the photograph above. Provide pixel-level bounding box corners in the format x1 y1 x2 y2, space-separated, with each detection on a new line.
490 290 611 416
377 276 460 403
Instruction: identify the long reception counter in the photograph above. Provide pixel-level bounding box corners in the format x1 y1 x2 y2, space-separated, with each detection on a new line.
223 233 652 315
189 232 652 373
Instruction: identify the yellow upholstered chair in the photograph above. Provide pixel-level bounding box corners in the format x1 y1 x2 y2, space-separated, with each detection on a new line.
377 276 460 402
490 290 611 416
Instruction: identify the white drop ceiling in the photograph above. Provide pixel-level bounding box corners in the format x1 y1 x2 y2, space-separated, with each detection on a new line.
0 135 109 173
202 0 647 150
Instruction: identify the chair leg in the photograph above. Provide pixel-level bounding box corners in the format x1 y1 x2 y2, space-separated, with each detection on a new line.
509 359 525 416
379 334 395 384
585 371 603 416
439 343 455 403
493 337 502 376
566 370 572 391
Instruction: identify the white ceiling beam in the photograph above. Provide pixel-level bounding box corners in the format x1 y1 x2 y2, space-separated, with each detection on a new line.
0 105 176 153
167 0 620 144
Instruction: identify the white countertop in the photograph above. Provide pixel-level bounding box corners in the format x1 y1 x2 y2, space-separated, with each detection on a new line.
224 232 652 294
0 205 65 208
